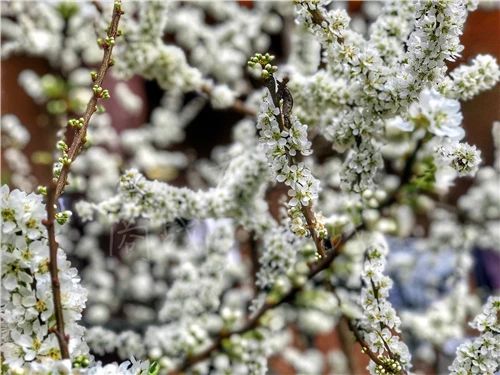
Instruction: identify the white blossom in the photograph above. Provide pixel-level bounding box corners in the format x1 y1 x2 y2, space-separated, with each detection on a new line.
437 142 482 177
449 296 500 375
1 186 88 370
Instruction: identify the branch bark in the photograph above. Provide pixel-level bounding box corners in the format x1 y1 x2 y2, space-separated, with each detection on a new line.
43 1 123 359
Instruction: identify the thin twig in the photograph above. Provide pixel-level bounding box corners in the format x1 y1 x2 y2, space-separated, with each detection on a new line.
43 2 123 359
54 4 123 198
347 319 387 368
43 187 69 358
91 0 104 15
379 137 425 210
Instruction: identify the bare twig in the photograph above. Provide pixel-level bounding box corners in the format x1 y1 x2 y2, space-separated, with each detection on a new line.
43 1 123 359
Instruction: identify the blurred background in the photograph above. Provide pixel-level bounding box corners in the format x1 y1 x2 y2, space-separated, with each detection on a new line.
1 1 499 374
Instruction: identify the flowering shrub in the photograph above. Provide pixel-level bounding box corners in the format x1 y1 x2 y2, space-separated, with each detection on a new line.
1 1 499 374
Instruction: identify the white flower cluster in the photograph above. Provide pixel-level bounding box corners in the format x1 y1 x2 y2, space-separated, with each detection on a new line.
1 186 88 371
1 114 30 148
295 0 350 45
79 146 269 232
288 71 352 129
165 1 283 86
368 1 415 65
158 221 234 321
400 280 474 348
358 234 411 375
1 2 103 71
437 142 482 177
23 356 151 375
398 0 469 99
256 91 320 227
256 225 299 290
341 138 383 193
116 2 203 93
449 296 500 375
209 84 236 110
440 54 500 101
255 89 326 238
395 88 465 140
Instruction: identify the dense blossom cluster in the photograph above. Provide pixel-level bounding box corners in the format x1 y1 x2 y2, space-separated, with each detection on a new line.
357 235 411 374
440 54 500 101
449 296 500 374
295 0 349 45
256 92 320 214
1 0 500 374
437 142 481 177
256 225 300 290
80 146 270 233
1 187 88 370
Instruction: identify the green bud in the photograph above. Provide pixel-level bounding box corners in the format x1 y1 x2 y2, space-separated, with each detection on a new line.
56 140 68 151
37 186 47 195
148 362 160 375
55 210 72 225
114 1 122 13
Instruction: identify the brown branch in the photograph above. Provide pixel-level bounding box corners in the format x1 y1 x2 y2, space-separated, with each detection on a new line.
347 319 387 368
43 2 123 359
379 136 425 210
91 0 104 15
43 186 69 359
